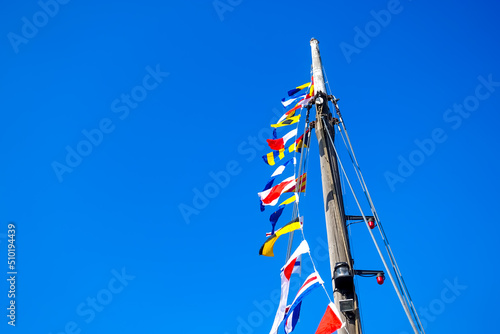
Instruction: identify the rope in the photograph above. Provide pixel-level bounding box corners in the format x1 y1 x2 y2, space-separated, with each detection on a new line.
322 117 421 334
285 104 310 261
324 67 425 334
335 112 426 334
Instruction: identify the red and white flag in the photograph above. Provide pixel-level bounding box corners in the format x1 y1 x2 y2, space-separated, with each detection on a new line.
258 176 296 206
269 241 310 334
314 302 345 334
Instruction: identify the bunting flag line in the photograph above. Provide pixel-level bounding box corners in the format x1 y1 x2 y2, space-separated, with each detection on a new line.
287 82 311 97
262 149 285 166
271 115 301 128
315 302 345 334
266 129 297 151
293 77 315 108
285 173 307 193
269 241 310 334
283 271 324 333
258 175 296 206
259 217 303 257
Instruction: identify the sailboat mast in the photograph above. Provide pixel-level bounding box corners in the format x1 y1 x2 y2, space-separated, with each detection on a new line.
310 38 362 334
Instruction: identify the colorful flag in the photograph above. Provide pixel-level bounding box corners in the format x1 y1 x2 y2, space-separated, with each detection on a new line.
262 149 285 166
269 205 285 234
287 82 311 97
289 129 310 153
279 194 297 206
258 175 296 206
271 158 295 177
278 104 302 124
267 129 297 151
285 173 307 193
259 178 275 212
260 159 296 211
283 271 324 333
259 217 303 257
281 93 306 108
271 115 301 128
284 303 302 334
292 255 302 275
269 241 310 334
315 302 344 334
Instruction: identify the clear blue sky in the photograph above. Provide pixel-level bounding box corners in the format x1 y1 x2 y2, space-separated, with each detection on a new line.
1 0 499 333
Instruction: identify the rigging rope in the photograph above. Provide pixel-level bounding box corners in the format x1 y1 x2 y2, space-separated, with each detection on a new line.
285 104 311 262
322 117 422 334
323 68 425 334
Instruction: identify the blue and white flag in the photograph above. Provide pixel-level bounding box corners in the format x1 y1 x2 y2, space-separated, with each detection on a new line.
283 271 324 333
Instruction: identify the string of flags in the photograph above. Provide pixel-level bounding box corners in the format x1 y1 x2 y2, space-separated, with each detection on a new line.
256 79 345 333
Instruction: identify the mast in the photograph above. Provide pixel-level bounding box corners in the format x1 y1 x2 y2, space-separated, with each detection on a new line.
310 38 362 334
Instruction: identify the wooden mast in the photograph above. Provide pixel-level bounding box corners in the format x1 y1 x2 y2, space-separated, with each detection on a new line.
310 38 362 334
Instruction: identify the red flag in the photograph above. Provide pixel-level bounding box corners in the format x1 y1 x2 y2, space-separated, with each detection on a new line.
315 302 344 334
266 129 297 151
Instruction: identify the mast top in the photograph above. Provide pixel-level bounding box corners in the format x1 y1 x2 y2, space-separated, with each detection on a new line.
309 38 327 98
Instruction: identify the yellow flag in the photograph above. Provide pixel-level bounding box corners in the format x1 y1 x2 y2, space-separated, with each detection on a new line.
271 115 301 128
259 217 302 257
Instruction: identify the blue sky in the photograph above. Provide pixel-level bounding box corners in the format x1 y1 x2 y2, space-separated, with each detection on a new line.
1 0 499 333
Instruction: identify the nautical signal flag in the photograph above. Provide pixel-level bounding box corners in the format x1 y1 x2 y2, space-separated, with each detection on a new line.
287 82 311 97
260 158 296 211
278 104 302 124
284 271 324 333
285 173 307 193
262 132 309 166
281 93 306 108
271 115 301 128
270 158 295 178
259 178 275 212
267 129 297 151
285 303 301 334
269 240 310 334
258 175 296 206
315 302 345 334
289 129 310 153
259 217 303 257
262 149 285 166
279 194 297 206
269 205 285 234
